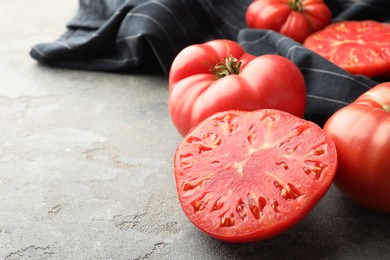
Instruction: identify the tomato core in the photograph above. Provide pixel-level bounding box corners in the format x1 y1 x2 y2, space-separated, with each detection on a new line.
211 56 242 79
289 0 303 12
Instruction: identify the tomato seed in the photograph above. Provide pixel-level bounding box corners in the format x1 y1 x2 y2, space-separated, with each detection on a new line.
247 193 262 220
212 197 225 212
303 160 328 180
275 161 289 170
220 213 235 227
236 200 248 222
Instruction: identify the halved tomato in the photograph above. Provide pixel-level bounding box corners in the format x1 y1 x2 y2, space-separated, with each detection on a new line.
304 20 390 78
174 109 337 243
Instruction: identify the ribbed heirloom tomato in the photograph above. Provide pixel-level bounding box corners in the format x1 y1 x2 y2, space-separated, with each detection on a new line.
174 109 338 242
246 0 332 43
169 39 306 136
323 83 390 213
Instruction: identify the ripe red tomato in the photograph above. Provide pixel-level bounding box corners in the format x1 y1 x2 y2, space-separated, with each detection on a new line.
245 0 332 43
323 83 390 213
304 20 390 78
174 109 337 242
169 39 306 136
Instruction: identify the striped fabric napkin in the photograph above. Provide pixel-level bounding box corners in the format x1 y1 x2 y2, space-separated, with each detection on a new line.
30 0 390 126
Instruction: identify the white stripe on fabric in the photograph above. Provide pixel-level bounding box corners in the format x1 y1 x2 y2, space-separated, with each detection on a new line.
95 56 141 63
307 94 350 105
32 46 47 57
55 41 72 50
127 12 179 52
113 9 125 16
34 45 141 64
217 3 246 31
239 30 272 45
200 1 228 38
177 0 206 41
233 0 251 9
285 45 307 60
275 36 290 49
300 67 372 89
224 0 249 14
273 36 290 55
116 33 143 43
88 9 129 38
149 0 190 43
218 14 242 31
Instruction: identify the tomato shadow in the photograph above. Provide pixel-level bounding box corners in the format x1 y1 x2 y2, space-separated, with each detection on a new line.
199 185 390 260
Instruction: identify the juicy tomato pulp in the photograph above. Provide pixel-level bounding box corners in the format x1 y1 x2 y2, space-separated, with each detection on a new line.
174 109 337 243
304 20 390 78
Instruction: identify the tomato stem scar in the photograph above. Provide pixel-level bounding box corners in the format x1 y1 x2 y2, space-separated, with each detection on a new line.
289 0 303 12
211 56 242 79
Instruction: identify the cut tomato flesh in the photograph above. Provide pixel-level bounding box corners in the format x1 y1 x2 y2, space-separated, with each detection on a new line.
174 109 337 243
304 20 390 78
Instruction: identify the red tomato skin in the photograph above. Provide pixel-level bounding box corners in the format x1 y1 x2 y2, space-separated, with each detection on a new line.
323 83 390 213
174 109 338 243
169 39 306 136
246 0 332 43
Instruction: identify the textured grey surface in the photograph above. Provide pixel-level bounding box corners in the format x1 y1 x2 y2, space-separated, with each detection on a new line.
0 1 389 259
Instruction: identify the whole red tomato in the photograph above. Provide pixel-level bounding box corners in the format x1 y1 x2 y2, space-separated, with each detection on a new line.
169 39 306 136
246 0 332 43
304 20 390 78
323 83 390 213
175 109 338 242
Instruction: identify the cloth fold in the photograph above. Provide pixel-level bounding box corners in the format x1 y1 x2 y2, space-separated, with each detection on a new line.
30 0 250 74
30 0 390 126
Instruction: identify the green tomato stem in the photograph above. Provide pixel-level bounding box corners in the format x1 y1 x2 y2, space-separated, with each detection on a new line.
383 104 390 112
289 0 303 12
211 56 242 79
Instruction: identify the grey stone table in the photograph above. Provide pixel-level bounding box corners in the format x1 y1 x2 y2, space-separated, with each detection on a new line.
0 0 389 259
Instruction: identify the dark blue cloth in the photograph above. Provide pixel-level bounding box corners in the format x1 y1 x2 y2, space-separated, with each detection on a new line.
30 0 390 126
